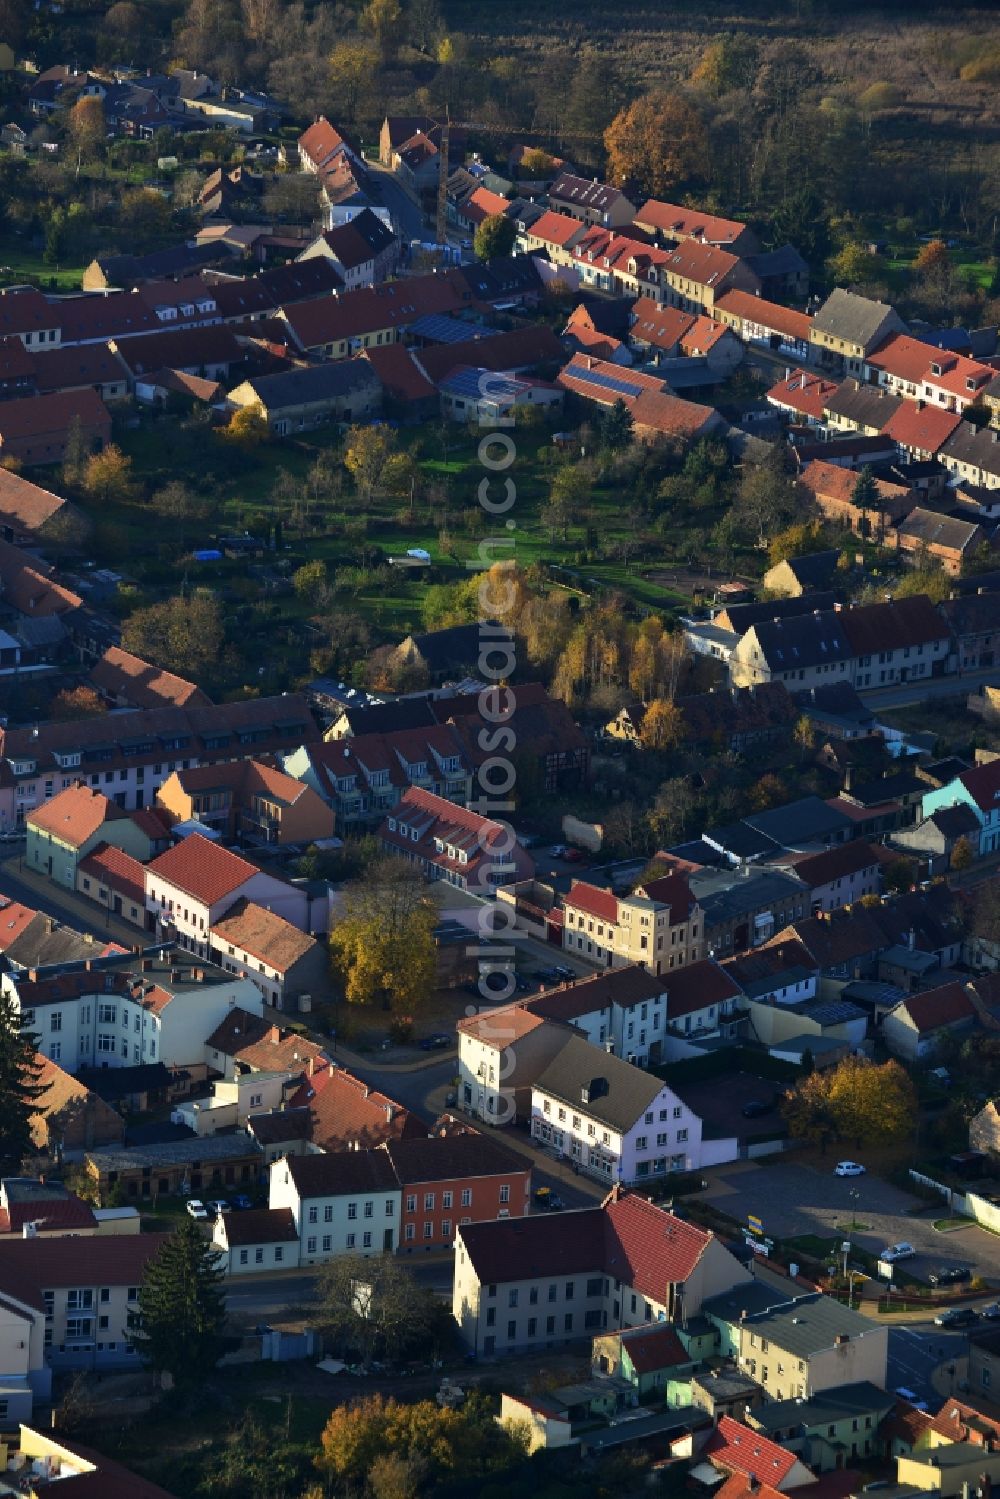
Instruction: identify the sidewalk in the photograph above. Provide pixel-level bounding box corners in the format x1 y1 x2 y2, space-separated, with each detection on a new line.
0 852 142 948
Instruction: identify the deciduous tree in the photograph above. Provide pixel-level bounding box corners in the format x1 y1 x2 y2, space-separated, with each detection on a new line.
473 212 516 262
67 95 106 175
82 444 136 504
639 698 685 752
344 423 395 504
121 590 223 679
131 1218 227 1387
221 402 269 447
314 1253 438 1364
599 397 634 452
50 685 106 721
329 856 436 1012
604 92 706 200
950 835 974 871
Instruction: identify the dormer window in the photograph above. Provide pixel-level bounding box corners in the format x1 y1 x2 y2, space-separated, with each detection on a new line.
54 750 81 769
9 758 36 776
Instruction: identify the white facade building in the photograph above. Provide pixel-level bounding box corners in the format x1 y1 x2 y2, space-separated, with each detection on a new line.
269 1151 400 1266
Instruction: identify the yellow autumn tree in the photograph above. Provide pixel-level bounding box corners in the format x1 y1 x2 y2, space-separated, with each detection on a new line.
604 92 707 200
639 698 686 752
222 403 269 447
329 857 436 1013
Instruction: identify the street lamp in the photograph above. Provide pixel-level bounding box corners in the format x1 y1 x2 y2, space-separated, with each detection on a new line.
849 1189 860 1232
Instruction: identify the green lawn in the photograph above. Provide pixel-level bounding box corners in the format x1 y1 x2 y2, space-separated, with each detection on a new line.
0 232 87 292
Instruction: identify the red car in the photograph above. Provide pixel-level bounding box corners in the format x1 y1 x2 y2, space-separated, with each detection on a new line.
563 847 584 863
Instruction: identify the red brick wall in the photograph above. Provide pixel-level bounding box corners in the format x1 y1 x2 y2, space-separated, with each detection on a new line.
399 1169 530 1251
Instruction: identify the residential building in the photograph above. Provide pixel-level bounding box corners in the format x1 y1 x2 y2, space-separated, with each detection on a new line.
882 982 978 1061
385 1131 531 1251
0 468 70 546
144 836 314 955
722 939 819 1008
28 1051 125 1156
824 378 902 436
287 1059 424 1154
763 552 841 599
0 1230 168 1387
561 874 705 977
704 1416 819 1489
895 509 988 575
591 1322 696 1399
767 369 842 427
202 1009 327 1084
379 786 535 894
772 841 883 914
269 1151 400 1265
385 621 496 684
922 759 1000 857
26 784 153 890
745 1383 895 1472
704 1283 889 1398
276 268 470 360
155 759 334 846
940 593 1000 673
897 1442 1000 1495
691 867 809 957
457 1005 577 1125
452 1185 752 1356
9 944 264 1075
938 422 1000 491
209 898 327 1010
76 843 149 928
608 683 798 754
286 723 475 830
88 646 211 712
227 358 382 436
660 240 761 315
632 200 759 253
86 1133 260 1202
0 1424 179 1492
715 291 812 362
0 287 62 350
0 389 111 467
893 804 982 876
297 208 398 286
809 289 906 377
212 1206 301 1276
729 595 951 693
797 458 912 537
530 1034 707 1184
548 173 636 227
0 693 319 831
880 400 963 461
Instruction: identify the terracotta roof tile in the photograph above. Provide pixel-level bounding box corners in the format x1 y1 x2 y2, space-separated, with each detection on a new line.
716 290 812 344
145 837 260 906
881 401 963 455
219 1206 299 1246
707 1416 802 1484
897 982 976 1034
90 645 211 710
564 880 618 923
78 842 146 905
211 897 317 974
634 200 749 247
289 1064 422 1151
26 782 128 847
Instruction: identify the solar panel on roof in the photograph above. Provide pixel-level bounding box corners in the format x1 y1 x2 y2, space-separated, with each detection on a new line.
567 364 650 399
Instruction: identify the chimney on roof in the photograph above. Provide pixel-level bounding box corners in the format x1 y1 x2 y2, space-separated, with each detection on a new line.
269 1025 281 1043
386 1102 396 1122
84 959 92 972
44 916 55 935
835 1333 849 1345
307 1055 315 1078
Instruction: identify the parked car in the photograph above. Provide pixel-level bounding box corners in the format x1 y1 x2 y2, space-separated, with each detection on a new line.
549 844 568 857
834 1161 866 1177
533 1187 565 1212
929 1266 971 1287
981 1303 1000 1320
934 1307 978 1328
420 1033 452 1051
563 847 584 863
515 975 535 993
880 1243 916 1262
553 965 575 981
206 1199 230 1216
894 1387 929 1411
230 1194 254 1210
444 1090 457 1107
532 968 562 984
742 1100 773 1118
185 1199 210 1220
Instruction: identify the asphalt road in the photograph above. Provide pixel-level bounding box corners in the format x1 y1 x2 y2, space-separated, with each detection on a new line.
365 160 427 243
858 667 999 709
888 1322 968 1407
0 842 141 946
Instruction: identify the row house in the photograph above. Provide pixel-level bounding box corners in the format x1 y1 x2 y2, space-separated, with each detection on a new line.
268 1151 400 1266
0 287 62 350
26 783 154 890
515 208 588 260
285 722 474 830
530 960 739 1067
8 945 264 1074
276 267 470 360
379 786 535 893
632 199 760 253
809 289 906 378
0 389 111 468
457 1006 577 1126
939 421 1000 491
297 209 398 290
882 981 978 1062
862 328 994 413
766 368 840 427
548 172 636 227
895 508 988 576
209 898 328 1011
797 457 913 537
569 226 672 304
822 378 901 436
660 240 761 316
452 1187 752 1357
715 290 812 363
385 1132 530 1251
530 1034 707 1185
729 594 951 693
144 836 316 955
561 874 705 977
0 693 319 830
155 758 334 846
770 839 883 914
880 400 963 462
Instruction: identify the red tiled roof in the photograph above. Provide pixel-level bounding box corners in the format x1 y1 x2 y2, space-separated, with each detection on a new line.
0 897 38 951
26 782 127 847
884 1398 934 1447
629 300 695 350
881 401 963 455
299 116 347 169
637 872 696 919
279 269 469 349
0 387 110 440
661 959 742 1019
663 238 741 287
78 842 147 905
526 964 667 1023
289 1064 423 1152
220 1206 299 1246
604 1190 713 1300
564 879 618 922
0 1232 168 1297
923 349 995 399
634 200 749 247
838 595 949 656
524 210 585 248
788 840 882 889
0 536 82 615
957 758 1000 813
898 982 976 1034
716 289 812 343
211 898 316 974
89 645 211 710
707 1416 802 1485
362 343 436 403
799 457 911 510
682 315 731 356
629 387 719 439
145 836 258 906
619 1322 690 1374
0 467 66 535
31 343 127 394
462 186 511 226
867 331 939 385
767 369 840 421
57 291 158 344
927 1395 1000 1444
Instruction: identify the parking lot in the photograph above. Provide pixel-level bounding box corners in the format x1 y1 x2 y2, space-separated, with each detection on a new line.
698 1161 1000 1285
671 1072 789 1145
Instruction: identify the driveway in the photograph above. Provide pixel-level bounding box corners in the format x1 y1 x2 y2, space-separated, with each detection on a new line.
699 1161 1000 1284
